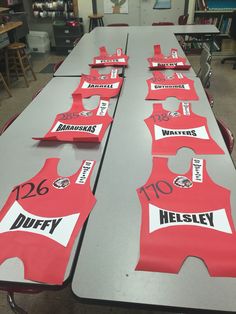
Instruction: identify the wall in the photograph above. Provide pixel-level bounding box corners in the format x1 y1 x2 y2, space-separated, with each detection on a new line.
78 0 187 30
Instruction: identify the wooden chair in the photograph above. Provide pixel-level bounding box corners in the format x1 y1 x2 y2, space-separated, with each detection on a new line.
107 23 129 26
0 72 12 97
217 119 234 154
199 62 212 88
88 14 104 32
197 45 212 77
178 14 189 25
6 42 37 88
152 22 174 26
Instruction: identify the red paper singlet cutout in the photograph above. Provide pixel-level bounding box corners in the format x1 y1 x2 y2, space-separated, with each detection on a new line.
73 68 123 98
146 71 199 100
33 94 113 143
148 44 191 70
0 158 96 284
136 157 236 277
89 46 128 67
145 102 224 155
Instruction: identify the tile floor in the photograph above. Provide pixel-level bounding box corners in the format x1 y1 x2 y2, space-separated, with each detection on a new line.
0 51 236 313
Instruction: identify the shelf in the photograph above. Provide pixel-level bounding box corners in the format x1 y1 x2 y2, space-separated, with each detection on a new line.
195 10 235 13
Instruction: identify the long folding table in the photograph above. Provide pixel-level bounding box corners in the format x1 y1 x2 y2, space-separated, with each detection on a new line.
71 26 236 313
0 76 122 288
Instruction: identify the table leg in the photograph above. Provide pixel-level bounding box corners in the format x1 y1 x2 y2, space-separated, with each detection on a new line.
7 292 27 314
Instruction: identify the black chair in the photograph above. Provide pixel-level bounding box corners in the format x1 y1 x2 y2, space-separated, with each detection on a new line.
221 11 236 69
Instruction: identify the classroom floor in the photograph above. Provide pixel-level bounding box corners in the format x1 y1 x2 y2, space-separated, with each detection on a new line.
0 51 235 314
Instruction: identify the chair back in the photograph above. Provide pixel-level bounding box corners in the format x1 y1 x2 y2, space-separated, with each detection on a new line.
0 114 19 135
152 22 174 26
217 119 234 154
197 46 211 76
199 62 212 88
107 23 129 27
178 14 189 25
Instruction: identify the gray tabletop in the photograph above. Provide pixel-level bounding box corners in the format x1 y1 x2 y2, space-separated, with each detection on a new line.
72 73 236 312
0 76 120 286
54 28 129 77
125 27 195 76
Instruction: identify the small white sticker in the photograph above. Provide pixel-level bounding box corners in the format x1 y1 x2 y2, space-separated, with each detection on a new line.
76 160 95 185
182 102 190 116
111 69 118 79
192 158 203 183
176 73 184 79
96 99 109 116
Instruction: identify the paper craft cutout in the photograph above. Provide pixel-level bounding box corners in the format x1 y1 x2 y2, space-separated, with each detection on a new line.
145 102 224 155
33 94 112 143
136 157 236 277
0 158 96 284
146 71 199 100
148 44 191 70
89 46 128 67
73 68 123 98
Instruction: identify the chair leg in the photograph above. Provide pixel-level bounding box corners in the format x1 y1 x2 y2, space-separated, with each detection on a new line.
29 65 37 81
4 49 10 86
0 73 12 97
16 50 29 88
7 292 28 314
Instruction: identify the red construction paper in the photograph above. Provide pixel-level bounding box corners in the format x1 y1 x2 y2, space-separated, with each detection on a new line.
145 102 224 155
146 71 199 100
148 44 191 70
136 157 236 277
72 68 123 98
0 159 96 284
33 94 112 143
89 46 128 67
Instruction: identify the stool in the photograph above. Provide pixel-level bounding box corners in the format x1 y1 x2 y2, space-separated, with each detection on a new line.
88 14 104 32
0 72 12 97
6 42 37 88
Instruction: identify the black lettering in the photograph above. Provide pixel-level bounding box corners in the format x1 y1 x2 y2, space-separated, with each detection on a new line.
56 124 64 131
160 210 168 224
169 212 176 223
22 218 35 229
10 214 25 230
199 214 207 225
182 214 192 222
33 220 43 229
205 213 214 227
41 220 52 231
49 218 62 234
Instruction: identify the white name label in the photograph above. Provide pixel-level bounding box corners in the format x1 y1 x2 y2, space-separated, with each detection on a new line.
95 58 125 64
149 204 232 234
82 82 119 89
154 125 209 140
152 62 184 67
192 158 203 183
0 201 80 246
96 99 109 116
51 121 102 135
151 83 190 90
76 160 95 185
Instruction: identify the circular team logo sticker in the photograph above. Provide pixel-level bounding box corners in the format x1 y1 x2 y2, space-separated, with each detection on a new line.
99 75 107 80
168 111 180 118
79 111 92 117
53 178 70 189
173 176 193 188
